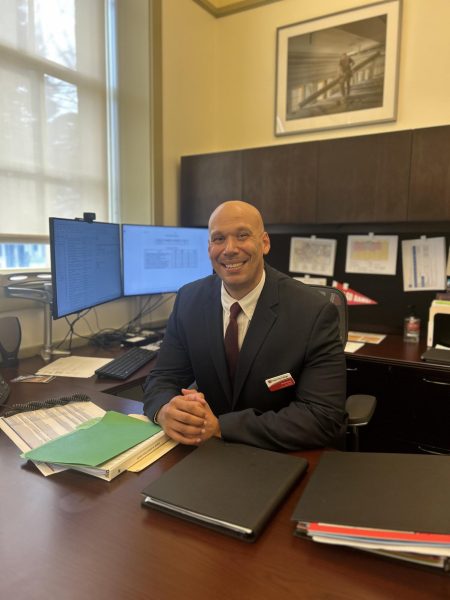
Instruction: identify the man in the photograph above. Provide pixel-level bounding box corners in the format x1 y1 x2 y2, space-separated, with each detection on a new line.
339 53 354 99
143 201 347 451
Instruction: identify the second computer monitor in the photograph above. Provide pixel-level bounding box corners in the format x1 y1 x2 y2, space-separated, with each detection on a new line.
122 225 211 296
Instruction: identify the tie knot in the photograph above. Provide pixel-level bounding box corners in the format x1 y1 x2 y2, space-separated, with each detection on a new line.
230 302 241 319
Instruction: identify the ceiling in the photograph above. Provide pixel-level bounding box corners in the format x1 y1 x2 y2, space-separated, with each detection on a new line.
193 0 283 18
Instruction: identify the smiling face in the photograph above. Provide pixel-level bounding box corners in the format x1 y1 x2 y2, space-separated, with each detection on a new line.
208 201 270 300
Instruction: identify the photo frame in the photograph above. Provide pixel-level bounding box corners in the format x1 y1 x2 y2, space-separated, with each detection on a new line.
275 0 402 136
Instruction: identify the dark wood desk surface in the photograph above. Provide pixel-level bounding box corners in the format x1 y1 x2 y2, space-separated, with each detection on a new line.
347 333 450 374
1 347 450 599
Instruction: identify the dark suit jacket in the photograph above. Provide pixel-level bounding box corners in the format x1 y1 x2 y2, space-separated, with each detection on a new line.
143 264 347 451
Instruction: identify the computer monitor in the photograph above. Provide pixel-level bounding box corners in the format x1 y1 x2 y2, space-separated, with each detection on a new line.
122 225 211 296
50 217 122 319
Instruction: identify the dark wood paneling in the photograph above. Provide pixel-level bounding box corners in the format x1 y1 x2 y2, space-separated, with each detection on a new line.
180 151 243 226
409 124 450 221
316 131 412 223
242 143 318 224
180 126 450 227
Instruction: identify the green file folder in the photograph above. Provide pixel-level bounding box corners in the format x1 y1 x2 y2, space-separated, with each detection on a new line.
23 411 161 467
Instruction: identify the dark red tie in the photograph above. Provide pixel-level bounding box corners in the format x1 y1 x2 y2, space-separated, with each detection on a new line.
224 302 242 383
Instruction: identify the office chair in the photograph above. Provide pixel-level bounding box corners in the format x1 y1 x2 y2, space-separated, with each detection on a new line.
309 284 377 451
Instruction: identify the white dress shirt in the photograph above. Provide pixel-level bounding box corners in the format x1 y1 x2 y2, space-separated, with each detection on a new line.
221 270 266 350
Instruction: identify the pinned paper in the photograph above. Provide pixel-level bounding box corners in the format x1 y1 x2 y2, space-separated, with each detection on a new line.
345 235 398 275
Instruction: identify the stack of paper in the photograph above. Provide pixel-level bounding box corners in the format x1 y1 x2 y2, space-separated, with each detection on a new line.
35 356 113 378
296 523 450 570
0 400 176 481
292 452 450 572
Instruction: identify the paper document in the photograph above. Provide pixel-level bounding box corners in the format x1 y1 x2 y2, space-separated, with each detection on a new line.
36 356 112 378
348 331 386 344
127 439 178 472
345 342 365 353
345 235 398 275
402 236 447 291
0 401 105 476
310 534 450 558
294 276 327 286
289 237 337 276
0 402 175 480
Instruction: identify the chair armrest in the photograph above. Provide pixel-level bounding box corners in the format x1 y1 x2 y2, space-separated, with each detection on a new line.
346 394 376 426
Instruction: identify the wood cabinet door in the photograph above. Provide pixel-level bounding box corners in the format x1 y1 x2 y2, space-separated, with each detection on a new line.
316 131 411 223
409 125 450 221
242 142 318 224
180 151 243 226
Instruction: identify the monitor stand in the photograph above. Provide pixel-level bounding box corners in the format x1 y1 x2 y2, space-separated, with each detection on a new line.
41 298 70 362
5 275 70 363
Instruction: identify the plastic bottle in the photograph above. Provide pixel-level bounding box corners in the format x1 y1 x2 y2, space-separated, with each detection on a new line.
403 305 420 343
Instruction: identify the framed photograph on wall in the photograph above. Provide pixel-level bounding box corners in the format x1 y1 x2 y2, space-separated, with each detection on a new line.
275 0 402 136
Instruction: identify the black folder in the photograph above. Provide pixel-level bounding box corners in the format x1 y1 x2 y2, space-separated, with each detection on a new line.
292 451 450 534
141 438 308 541
421 347 450 365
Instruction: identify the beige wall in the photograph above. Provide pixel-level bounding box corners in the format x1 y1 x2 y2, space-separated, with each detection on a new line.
117 0 153 225
5 0 450 356
161 0 217 224
161 0 450 223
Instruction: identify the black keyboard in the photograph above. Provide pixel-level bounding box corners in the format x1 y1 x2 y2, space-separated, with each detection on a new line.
95 347 158 380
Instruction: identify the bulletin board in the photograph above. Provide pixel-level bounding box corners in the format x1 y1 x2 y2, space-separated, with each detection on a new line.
265 222 450 336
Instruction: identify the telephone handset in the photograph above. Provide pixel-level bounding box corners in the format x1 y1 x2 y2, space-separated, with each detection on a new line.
0 374 11 405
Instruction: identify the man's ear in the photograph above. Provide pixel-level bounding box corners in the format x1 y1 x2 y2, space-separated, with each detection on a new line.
262 232 271 255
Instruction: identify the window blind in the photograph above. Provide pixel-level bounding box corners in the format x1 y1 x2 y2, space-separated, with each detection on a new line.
0 0 110 237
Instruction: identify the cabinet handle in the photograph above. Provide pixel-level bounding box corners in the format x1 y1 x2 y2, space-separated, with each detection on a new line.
346 367 358 372
422 377 450 387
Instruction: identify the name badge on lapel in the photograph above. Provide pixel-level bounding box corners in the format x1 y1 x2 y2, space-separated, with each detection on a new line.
265 373 295 392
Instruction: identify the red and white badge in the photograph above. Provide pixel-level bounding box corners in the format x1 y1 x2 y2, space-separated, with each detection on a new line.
265 372 295 392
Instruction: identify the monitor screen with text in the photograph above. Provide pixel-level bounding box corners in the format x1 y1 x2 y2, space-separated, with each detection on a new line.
122 225 211 296
50 218 122 319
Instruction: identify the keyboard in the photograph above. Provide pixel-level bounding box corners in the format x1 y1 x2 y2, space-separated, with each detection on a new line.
95 347 158 380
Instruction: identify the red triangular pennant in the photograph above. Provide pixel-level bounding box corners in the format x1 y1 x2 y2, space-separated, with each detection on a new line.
332 282 377 306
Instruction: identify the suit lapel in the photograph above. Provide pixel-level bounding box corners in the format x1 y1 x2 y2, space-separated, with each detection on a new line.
204 278 234 403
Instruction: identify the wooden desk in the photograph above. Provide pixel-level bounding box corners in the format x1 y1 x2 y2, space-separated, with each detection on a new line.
347 333 449 372
346 334 450 453
1 356 450 599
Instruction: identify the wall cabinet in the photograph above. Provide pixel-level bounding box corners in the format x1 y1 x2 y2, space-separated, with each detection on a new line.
242 143 318 224
409 124 450 221
180 151 242 227
180 125 450 226
316 131 411 223
180 143 319 226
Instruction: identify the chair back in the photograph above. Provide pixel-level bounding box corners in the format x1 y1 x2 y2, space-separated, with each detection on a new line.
308 285 348 346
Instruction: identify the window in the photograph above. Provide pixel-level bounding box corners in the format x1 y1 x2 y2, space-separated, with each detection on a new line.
0 241 50 269
0 0 117 269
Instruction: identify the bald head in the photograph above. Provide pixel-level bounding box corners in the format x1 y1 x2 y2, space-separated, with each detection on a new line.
207 200 270 299
208 201 265 234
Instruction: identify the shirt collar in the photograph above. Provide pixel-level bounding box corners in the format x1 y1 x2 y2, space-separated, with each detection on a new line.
221 269 266 320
